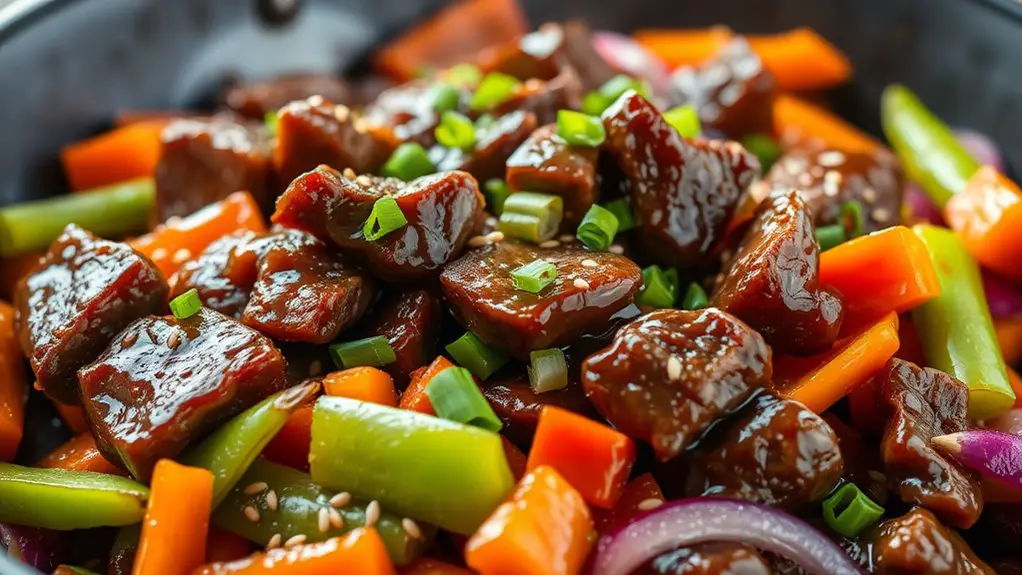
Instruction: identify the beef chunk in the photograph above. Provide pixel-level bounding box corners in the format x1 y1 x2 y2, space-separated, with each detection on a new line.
14 225 168 405
870 508 994 574
561 21 618 92
878 358 982 529
273 96 394 189
440 241 641 359
689 394 844 509
155 117 271 221
222 73 354 119
481 23 568 82
273 166 483 281
483 375 600 447
169 230 266 319
241 229 373 344
362 79 448 146
669 37 777 139
581 309 772 460
79 308 287 480
433 111 538 182
506 124 599 225
712 189 844 356
358 289 441 388
637 544 772 575
601 91 760 269
494 72 583 126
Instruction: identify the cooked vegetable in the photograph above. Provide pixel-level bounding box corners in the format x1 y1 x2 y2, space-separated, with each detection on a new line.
511 259 558 293
932 430 1022 493
310 396 514 535
169 288 202 320
581 74 650 116
435 111 477 150
194 528 396 575
662 105 701 138
398 356 454 415
261 405 315 472
323 367 397 406
471 73 522 111
576 204 619 250
821 483 885 538
60 122 164 191
401 558 474 575
329 336 398 369
945 166 1022 283
425 366 503 432
363 196 410 241
556 110 606 147
445 331 509 380
635 265 676 309
815 224 846 251
499 192 564 243
956 128 1003 171
679 282 708 310
380 143 436 181
0 300 25 462
773 94 881 153
0 523 64 573
37 434 123 476
528 348 568 394
482 179 512 215
911 224 1015 419
601 199 636 232
133 460 213 575
983 269 1022 320
741 133 783 172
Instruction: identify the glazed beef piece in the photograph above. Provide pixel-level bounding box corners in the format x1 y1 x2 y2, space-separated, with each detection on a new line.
636 544 772 575
877 358 982 529
506 123 599 225
561 20 618 92
79 308 288 480
273 166 484 281
362 79 449 146
669 37 776 140
870 508 994 574
440 241 641 359
494 72 582 126
155 117 271 221
358 289 441 388
241 229 373 344
753 146 905 234
483 375 600 446
712 189 844 356
274 96 394 189
688 394 843 509
482 23 566 81
432 111 538 182
14 225 168 405
169 230 266 319
582 309 772 460
222 73 354 119
601 91 760 269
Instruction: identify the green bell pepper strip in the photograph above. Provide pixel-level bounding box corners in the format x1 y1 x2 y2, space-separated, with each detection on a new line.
911 224 1015 419
212 458 431 565
0 463 149 530
310 396 514 535
0 177 155 257
880 85 980 207
181 380 320 508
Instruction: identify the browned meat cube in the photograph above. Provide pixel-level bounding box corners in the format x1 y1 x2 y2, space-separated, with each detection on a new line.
169 230 266 319
561 21 618 92
155 117 271 221
483 375 600 447
79 308 288 480
712 189 844 356
273 166 483 281
433 111 538 182
480 23 567 82
581 308 771 461
870 508 994 574
14 225 168 405
878 358 983 529
358 289 441 389
440 241 641 359
506 124 598 225
601 91 760 269
362 79 452 147
638 544 771 575
241 229 373 344
494 72 583 126
222 73 354 119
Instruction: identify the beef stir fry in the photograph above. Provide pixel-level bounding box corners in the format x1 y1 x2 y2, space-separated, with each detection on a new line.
4 4 1022 575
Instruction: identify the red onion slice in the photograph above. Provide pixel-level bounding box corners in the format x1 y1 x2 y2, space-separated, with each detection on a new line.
0 523 63 573
592 31 671 99
933 430 1022 492
956 129 1003 171
590 498 862 575
983 269 1022 319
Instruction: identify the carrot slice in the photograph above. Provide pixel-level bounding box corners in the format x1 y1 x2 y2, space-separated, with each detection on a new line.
774 312 900 413
995 316 1022 366
774 94 882 154
0 300 26 462
205 528 253 564
944 166 1022 283
323 367 398 407
819 226 941 331
134 459 213 575
465 466 593 575
631 27 734 69
193 528 395 575
261 389 319 472
37 433 123 475
61 122 165 192
401 558 474 575
526 406 636 509
592 473 665 535
130 190 266 278
399 356 455 415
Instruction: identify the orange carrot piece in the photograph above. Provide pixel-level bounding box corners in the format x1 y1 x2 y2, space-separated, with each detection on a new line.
37 433 123 475
995 316 1022 366
501 436 527 482
130 190 266 278
944 166 1022 283
819 226 941 331
134 459 214 575
53 402 89 435
1008 367 1022 408
262 405 315 472
401 558 474 575
205 528 253 564
592 473 665 535
399 356 455 415
193 528 395 575
631 26 734 69
526 406 636 509
61 122 166 191
774 94 883 154
0 300 26 462
373 0 527 82
466 466 592 575
774 312 900 413
323 367 398 407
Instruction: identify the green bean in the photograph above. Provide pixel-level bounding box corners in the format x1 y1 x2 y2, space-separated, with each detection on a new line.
0 464 148 529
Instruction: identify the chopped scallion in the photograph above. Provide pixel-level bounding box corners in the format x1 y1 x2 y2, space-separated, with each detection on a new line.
435 111 477 151
483 179 512 216
576 204 619 250
444 63 482 88
511 259 557 293
170 288 202 320
446 331 509 380
528 348 568 394
841 201 865 239
264 110 279 135
329 336 397 369
581 74 651 116
680 282 708 310
380 143 435 181
499 192 564 243
425 366 503 432
601 198 636 232
821 483 885 538
663 104 702 139
470 73 521 112
636 265 677 309
430 84 461 113
741 133 783 172
816 224 847 251
556 110 606 147
362 196 408 241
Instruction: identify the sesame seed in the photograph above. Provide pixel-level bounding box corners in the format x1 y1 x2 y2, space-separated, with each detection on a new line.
580 259 597 268
365 500 381 528
485 217 498 227
243 506 260 523
328 507 344 529
573 278 590 290
559 234 575 243
266 490 279 512
308 360 323 377
356 175 373 187
862 187 878 203
330 492 352 508
308 95 325 107
333 105 351 123
353 118 370 133
167 330 180 350
284 535 307 548
244 481 268 495
172 249 192 264
266 533 282 550
485 231 505 243
817 151 846 167
667 356 682 381
122 331 138 348
402 518 423 540
539 240 560 248
872 207 891 222
318 508 331 533
609 245 625 255
467 235 489 248
342 167 356 179
152 247 168 261
637 498 664 511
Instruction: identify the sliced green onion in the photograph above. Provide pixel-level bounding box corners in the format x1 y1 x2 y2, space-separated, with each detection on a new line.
446 331 509 381
556 110 606 147
444 63 482 88
663 105 702 139
822 483 885 538
435 111 477 151
483 179 512 216
329 336 397 369
170 288 202 320
430 84 461 113
511 259 557 293
741 133 783 172
425 366 502 432
576 204 619 250
264 110 279 135
380 143 435 181
581 75 651 116
601 199 637 232
470 73 521 112
636 265 677 309
362 196 408 241
499 193 564 243
528 348 568 394
816 224 847 252
841 201 865 239
681 282 708 310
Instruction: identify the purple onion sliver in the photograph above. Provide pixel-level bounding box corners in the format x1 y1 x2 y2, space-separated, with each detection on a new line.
982 269 1022 320
934 430 1022 492
592 31 672 99
591 497 862 575
904 183 944 225
0 523 63 572
956 129 1003 171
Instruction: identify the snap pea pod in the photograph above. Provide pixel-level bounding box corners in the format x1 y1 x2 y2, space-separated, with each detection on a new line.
181 380 320 508
0 463 148 530
911 224 1015 419
880 84 980 207
212 458 431 565
310 396 514 535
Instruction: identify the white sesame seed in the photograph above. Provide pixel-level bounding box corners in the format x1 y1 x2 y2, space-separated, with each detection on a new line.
172 248 192 264
356 175 373 187
266 533 282 550
538 240 560 248
402 518 423 539
167 330 180 350
308 95 325 107
637 498 664 511
244 482 268 495
559 234 575 243
580 259 597 268
342 167 356 179
467 235 489 248
485 231 505 243
365 500 381 528
243 506 260 523
817 150 846 167
318 508 331 533
862 187 878 203
266 490 278 512
308 360 323 377
485 217 498 227
152 247 168 261
122 331 138 348
330 492 352 508
609 245 625 255
872 207 891 222
284 535 307 548
573 278 590 290
333 105 351 123
328 507 344 529
666 356 682 381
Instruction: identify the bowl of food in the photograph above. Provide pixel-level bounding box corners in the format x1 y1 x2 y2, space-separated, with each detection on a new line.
2 0 1022 573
